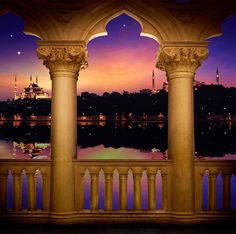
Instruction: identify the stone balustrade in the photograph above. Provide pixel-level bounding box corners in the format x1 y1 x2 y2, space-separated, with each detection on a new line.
0 160 51 213
0 159 236 224
195 160 236 212
74 159 172 212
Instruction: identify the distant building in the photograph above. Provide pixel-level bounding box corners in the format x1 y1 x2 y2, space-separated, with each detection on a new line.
139 89 152 94
162 82 168 92
162 79 206 93
194 80 205 87
216 68 220 85
151 69 158 94
14 75 49 100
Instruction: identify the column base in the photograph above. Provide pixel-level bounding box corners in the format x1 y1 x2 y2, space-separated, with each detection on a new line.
1 211 236 225
170 211 199 224
48 211 78 224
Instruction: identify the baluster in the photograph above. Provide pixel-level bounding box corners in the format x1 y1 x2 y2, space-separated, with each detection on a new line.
0 174 7 211
147 170 156 211
28 173 36 211
208 173 217 211
13 173 22 211
133 168 142 211
90 172 99 211
104 172 113 211
119 171 128 211
195 170 203 212
78 173 84 211
42 174 49 211
222 173 231 210
162 173 169 211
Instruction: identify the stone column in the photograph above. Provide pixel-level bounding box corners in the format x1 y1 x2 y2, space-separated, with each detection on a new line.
37 41 87 213
157 44 208 213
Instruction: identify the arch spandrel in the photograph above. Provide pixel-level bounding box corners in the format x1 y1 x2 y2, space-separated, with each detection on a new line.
1 0 236 43
77 9 162 43
1 0 62 40
66 1 182 43
160 0 236 41
1 0 182 42
196 9 236 41
0 4 7 17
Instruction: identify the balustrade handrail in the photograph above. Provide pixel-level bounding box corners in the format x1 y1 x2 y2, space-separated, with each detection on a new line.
0 158 236 224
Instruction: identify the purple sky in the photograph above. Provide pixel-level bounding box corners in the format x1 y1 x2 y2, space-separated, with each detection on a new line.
0 13 236 100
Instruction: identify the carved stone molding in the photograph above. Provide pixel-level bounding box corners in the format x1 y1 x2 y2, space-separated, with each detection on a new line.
37 45 88 76
156 46 208 77
52 10 74 26
170 11 198 24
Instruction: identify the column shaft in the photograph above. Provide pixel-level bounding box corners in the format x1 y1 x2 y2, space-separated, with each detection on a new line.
168 73 195 212
50 71 77 212
37 43 87 214
157 45 208 213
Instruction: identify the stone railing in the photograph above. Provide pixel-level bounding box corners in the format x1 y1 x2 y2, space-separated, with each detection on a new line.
74 159 172 212
0 159 236 224
0 159 51 214
195 160 236 212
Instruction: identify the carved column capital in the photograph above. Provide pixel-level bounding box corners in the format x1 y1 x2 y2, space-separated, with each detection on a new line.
37 43 88 78
156 46 208 79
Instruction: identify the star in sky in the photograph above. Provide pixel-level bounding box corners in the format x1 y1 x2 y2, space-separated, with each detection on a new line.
0 13 236 101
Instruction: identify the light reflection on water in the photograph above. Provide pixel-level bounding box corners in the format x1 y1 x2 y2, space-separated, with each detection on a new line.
2 121 236 212
0 120 236 159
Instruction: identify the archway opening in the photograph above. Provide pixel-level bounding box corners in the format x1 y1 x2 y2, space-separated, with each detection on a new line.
79 13 162 95
0 12 51 160
77 13 168 160
194 14 236 160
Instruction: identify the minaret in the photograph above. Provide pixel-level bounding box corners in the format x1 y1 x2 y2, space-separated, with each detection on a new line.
30 74 33 85
216 68 220 85
36 75 38 85
152 69 155 93
14 75 18 100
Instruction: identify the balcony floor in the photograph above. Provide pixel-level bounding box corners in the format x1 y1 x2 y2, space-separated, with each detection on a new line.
0 223 236 234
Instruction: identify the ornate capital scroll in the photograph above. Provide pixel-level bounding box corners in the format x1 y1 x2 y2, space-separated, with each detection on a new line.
37 45 88 77
156 46 208 76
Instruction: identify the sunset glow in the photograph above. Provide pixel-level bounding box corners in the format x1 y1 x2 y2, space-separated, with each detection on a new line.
0 13 236 100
